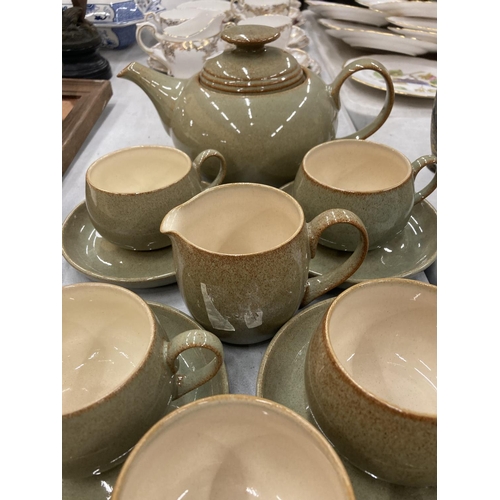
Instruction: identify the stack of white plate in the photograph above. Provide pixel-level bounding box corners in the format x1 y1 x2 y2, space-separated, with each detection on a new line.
307 0 437 57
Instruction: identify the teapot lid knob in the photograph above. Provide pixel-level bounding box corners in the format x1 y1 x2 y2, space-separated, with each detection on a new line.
200 25 305 94
221 25 280 50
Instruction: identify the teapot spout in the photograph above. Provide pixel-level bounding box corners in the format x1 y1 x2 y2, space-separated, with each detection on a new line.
117 62 186 132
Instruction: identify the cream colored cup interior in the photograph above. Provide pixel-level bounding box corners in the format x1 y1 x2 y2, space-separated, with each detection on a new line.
327 280 437 415
116 398 353 499
87 147 191 194
170 185 303 254
304 140 411 192
62 284 154 415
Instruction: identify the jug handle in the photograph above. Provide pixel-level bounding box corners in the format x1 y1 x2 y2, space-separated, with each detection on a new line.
330 58 395 140
163 329 224 399
193 149 227 188
411 154 437 206
136 21 162 57
301 209 369 307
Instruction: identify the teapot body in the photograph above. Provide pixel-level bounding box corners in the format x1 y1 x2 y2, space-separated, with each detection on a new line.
169 69 339 186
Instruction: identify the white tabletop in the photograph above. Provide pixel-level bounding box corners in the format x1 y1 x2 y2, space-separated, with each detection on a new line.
62 9 437 396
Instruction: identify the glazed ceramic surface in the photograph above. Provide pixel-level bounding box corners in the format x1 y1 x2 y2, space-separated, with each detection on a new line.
304 203 437 284
288 25 310 48
324 27 437 56
306 0 388 26
238 14 293 48
305 279 437 487
386 16 437 31
387 26 437 43
160 183 368 344
62 202 176 288
345 54 437 98
62 283 224 478
234 0 291 17
112 394 356 500
291 139 437 251
136 11 225 78
62 302 230 500
118 24 395 186
371 1 437 18
256 298 437 499
85 146 226 251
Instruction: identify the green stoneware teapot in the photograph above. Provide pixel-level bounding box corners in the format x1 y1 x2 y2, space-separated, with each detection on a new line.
118 25 395 187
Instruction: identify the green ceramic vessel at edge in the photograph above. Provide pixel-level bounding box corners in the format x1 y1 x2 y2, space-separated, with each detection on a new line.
118 25 396 187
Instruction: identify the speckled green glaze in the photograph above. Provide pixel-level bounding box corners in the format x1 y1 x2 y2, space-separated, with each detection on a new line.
85 146 226 251
160 183 368 344
62 301 229 500
62 283 224 479
292 139 437 251
304 280 437 487
256 298 437 500
62 202 176 288
282 183 438 285
118 25 395 187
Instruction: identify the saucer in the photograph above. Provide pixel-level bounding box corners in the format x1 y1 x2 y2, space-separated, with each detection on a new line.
256 298 437 500
281 182 437 285
62 201 177 289
62 301 230 500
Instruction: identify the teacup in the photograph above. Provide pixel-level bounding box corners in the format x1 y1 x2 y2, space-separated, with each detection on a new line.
292 139 437 251
231 0 290 17
160 183 369 345
305 278 437 487
112 394 356 500
238 14 292 48
85 145 226 251
136 10 225 78
62 282 224 479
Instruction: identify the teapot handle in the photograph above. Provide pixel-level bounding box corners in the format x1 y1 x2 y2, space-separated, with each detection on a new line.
193 149 227 188
301 209 369 306
330 58 395 140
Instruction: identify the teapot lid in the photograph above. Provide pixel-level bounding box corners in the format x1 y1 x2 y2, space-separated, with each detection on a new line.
200 25 305 94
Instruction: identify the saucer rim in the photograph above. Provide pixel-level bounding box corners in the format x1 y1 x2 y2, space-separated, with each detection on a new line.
280 181 437 284
62 201 177 289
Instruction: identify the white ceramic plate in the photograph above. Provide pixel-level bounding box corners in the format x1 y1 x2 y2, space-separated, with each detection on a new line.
286 47 321 75
387 15 437 31
318 17 389 34
326 28 437 56
305 0 388 26
388 25 437 43
345 54 437 98
355 0 406 7
371 1 437 19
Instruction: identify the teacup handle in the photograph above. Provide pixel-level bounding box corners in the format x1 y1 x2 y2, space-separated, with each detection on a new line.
330 58 395 140
193 149 227 188
164 329 224 399
136 21 162 56
411 154 437 206
301 209 369 306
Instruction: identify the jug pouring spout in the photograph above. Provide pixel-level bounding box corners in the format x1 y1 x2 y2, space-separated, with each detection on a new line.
117 62 186 132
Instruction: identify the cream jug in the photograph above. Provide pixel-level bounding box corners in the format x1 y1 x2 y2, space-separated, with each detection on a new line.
160 183 369 344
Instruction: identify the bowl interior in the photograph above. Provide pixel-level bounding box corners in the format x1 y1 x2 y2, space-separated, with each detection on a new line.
327 280 437 415
115 397 354 499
